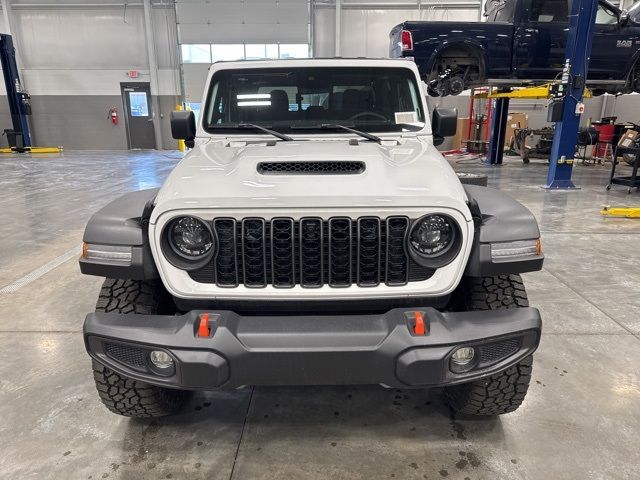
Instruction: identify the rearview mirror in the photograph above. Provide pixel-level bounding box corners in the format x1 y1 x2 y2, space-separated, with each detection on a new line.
432 107 457 146
171 110 196 148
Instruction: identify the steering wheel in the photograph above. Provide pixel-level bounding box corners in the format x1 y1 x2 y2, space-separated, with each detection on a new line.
348 111 388 122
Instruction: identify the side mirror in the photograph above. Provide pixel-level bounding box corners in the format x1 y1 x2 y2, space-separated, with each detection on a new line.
432 107 457 146
171 110 196 148
620 10 630 25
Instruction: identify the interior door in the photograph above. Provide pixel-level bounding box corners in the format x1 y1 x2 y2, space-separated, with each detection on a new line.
121 83 156 149
513 0 569 79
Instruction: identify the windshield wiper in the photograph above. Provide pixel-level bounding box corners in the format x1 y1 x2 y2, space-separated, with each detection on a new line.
319 124 382 144
210 123 293 141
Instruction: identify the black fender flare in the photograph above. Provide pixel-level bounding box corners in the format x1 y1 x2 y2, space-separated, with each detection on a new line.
79 188 159 280
463 185 543 277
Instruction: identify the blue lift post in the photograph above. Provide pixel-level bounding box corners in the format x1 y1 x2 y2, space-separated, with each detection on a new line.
487 97 510 165
0 34 32 148
544 0 599 189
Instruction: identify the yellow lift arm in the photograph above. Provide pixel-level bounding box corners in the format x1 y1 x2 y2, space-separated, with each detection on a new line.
600 206 640 218
0 146 62 154
473 84 592 99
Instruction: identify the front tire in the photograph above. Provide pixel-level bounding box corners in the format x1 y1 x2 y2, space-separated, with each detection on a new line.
91 279 189 418
444 275 534 416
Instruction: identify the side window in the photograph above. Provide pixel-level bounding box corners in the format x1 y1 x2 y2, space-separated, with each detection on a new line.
530 0 569 22
595 3 618 25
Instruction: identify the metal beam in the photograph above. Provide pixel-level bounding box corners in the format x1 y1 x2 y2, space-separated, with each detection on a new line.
315 1 480 9
143 0 163 150
487 97 509 165
1 0 12 37
335 0 341 56
544 0 599 189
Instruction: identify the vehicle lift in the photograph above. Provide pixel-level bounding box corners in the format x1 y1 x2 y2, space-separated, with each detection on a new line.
485 0 600 190
0 34 60 154
0 34 31 150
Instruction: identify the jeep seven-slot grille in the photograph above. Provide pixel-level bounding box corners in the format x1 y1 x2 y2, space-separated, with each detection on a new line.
188 217 435 288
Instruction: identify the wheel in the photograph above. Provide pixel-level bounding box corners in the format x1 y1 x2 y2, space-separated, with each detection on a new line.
91 279 189 418
444 274 534 416
456 172 488 187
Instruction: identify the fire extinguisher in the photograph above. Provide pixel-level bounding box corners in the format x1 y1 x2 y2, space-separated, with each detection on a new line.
108 107 118 125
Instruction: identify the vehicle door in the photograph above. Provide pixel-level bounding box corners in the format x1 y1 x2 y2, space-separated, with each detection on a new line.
513 0 569 79
590 1 634 80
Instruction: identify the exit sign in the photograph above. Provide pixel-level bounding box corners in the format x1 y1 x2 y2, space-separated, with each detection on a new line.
127 70 140 79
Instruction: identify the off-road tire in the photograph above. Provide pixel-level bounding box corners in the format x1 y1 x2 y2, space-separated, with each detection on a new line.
93 360 188 417
95 278 174 315
444 274 533 416
91 278 189 418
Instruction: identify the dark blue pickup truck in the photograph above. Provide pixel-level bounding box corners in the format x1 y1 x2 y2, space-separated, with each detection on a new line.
390 0 640 96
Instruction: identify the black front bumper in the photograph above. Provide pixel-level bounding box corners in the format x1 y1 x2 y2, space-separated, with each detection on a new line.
83 307 541 390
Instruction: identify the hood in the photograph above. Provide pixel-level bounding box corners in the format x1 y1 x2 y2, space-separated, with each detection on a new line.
152 137 470 220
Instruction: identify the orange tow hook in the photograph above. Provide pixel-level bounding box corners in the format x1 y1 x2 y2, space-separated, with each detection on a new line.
197 313 211 338
413 311 426 336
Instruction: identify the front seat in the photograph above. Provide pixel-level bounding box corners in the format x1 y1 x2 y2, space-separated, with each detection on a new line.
270 90 290 118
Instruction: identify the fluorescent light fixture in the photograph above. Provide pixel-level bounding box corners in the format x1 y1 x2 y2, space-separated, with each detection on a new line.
83 243 132 265
491 239 541 260
237 101 271 107
237 94 271 100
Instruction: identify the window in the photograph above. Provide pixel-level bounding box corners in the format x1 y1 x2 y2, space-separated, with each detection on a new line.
279 44 309 59
485 0 515 22
211 44 245 62
128 92 149 117
245 44 280 60
180 43 310 64
530 0 568 22
185 102 202 122
203 67 426 134
595 3 618 25
181 44 211 63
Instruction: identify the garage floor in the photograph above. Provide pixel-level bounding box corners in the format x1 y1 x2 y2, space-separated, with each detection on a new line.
1 151 639 480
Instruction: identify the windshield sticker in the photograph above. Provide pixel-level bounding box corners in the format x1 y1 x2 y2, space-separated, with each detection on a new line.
395 111 419 124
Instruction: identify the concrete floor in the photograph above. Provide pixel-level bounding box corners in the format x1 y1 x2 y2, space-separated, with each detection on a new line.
0 150 639 480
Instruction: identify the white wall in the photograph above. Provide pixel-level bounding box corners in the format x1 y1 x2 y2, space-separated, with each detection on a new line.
8 4 180 96
176 0 309 44
314 2 480 58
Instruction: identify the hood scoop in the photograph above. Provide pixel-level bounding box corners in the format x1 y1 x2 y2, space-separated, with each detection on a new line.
257 161 366 175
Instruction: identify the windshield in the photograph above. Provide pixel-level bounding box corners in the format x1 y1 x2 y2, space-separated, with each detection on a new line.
202 66 426 134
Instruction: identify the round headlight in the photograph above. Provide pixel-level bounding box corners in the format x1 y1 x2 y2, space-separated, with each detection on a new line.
168 216 213 258
410 215 455 256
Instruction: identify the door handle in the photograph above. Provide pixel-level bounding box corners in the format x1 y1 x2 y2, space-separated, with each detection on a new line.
147 118 153 122
524 28 538 33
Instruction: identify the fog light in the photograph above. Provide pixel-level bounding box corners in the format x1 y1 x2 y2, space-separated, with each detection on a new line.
450 346 476 373
149 350 174 369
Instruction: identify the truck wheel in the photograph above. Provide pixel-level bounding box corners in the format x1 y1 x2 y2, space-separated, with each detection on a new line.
443 274 534 416
92 279 189 418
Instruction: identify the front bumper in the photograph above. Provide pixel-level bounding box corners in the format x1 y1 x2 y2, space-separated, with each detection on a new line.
83 307 541 390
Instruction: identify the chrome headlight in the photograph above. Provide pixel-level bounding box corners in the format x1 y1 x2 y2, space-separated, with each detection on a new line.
408 214 461 268
162 216 214 269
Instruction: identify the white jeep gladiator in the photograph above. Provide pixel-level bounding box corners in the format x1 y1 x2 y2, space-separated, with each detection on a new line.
80 58 543 418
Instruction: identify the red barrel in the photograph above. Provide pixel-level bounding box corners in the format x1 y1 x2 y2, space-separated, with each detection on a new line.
593 122 615 157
